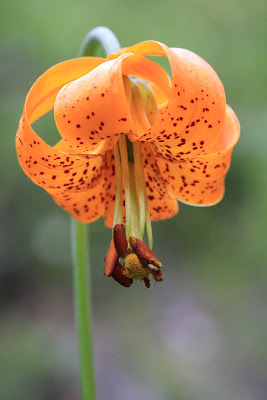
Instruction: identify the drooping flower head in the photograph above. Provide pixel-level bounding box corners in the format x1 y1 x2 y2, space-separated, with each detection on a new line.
16 40 240 287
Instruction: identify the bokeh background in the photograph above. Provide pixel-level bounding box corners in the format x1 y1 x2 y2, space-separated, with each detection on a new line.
1 0 266 399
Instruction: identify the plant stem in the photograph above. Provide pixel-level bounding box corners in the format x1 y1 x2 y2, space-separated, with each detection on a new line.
79 26 121 57
71 220 96 400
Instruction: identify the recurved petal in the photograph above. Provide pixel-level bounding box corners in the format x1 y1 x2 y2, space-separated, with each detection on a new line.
157 105 240 206
120 41 226 158
48 176 106 223
54 52 171 151
54 55 135 151
55 137 118 159
16 135 105 194
15 57 110 194
148 190 178 221
141 142 179 220
103 149 116 228
26 57 106 125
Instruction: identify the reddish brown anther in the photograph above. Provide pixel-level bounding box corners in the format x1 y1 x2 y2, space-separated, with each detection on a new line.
143 277 151 288
113 224 128 258
129 237 162 268
112 261 133 287
105 229 163 288
151 269 164 282
104 239 119 277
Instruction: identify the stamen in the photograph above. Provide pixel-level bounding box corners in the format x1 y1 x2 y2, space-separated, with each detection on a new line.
129 236 161 268
132 141 153 249
119 135 131 236
145 200 153 250
132 141 146 239
113 140 123 226
113 224 128 258
112 261 133 287
119 135 139 239
143 277 151 289
104 239 119 277
128 162 140 238
147 264 160 272
116 78 157 249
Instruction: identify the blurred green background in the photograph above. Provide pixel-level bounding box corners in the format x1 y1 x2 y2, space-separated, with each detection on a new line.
1 0 266 399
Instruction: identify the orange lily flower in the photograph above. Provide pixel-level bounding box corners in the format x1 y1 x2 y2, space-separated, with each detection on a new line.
16 40 240 287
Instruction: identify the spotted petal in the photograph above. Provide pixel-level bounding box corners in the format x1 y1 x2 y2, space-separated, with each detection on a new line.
141 142 179 220
104 149 118 228
54 53 171 149
49 178 106 223
16 57 114 184
119 41 226 159
157 105 240 205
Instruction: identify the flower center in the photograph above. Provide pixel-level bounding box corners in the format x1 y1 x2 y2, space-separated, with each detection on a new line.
104 78 165 288
112 77 159 248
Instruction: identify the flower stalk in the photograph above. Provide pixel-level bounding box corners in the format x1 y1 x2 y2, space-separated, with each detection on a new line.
78 26 121 57
71 220 96 400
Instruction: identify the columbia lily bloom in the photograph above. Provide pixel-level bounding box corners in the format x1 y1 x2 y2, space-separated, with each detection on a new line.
16 40 240 287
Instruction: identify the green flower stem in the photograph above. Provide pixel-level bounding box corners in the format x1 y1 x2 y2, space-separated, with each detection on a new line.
71 220 96 400
79 26 121 57
71 27 121 400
